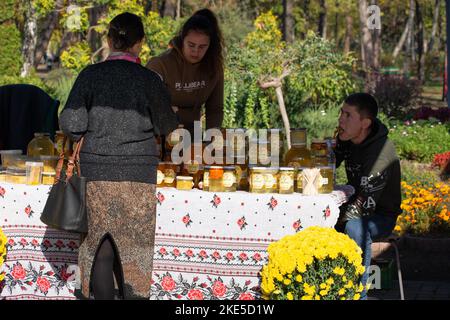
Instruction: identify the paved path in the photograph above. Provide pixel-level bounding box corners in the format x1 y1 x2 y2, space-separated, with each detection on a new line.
369 280 450 300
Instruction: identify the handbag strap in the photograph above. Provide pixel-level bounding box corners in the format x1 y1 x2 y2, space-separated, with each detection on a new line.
55 136 84 182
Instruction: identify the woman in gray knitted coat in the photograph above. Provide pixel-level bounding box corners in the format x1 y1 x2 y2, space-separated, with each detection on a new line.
59 12 178 299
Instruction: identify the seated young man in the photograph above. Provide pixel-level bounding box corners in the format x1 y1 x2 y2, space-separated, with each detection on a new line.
334 93 402 299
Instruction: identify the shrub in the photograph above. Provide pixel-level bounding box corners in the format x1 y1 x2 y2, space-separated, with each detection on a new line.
368 74 421 118
432 152 450 170
413 106 450 123
0 23 22 77
261 226 365 300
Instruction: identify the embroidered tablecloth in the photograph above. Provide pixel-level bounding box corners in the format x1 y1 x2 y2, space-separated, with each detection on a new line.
0 182 353 300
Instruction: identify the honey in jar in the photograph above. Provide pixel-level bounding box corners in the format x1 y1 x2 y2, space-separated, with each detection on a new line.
157 162 165 187
27 133 55 157
222 166 237 192
249 167 266 193
162 162 178 188
208 166 224 192
318 166 334 193
26 161 43 185
6 167 27 184
42 171 56 185
202 166 211 191
263 167 279 193
295 167 307 193
234 156 249 191
284 128 312 169
278 167 295 194
176 176 194 190
311 139 329 167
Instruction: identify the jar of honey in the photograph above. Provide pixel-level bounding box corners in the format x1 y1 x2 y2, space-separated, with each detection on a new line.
6 167 26 184
284 128 312 169
278 167 295 194
162 162 179 188
295 167 307 193
208 166 224 192
202 165 211 191
311 139 329 167
157 162 165 187
318 166 334 194
222 166 237 192
176 176 194 190
263 167 279 193
27 133 55 157
26 161 43 185
42 171 56 185
249 166 266 193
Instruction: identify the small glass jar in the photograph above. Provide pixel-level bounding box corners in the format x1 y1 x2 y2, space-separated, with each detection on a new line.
157 162 165 187
0 167 6 182
6 167 26 184
263 167 279 193
318 166 334 194
176 176 194 190
162 162 178 188
42 171 56 185
208 166 224 192
234 157 249 191
26 161 44 185
295 167 307 193
278 167 295 194
249 167 266 193
202 165 211 191
222 166 237 192
0 150 22 167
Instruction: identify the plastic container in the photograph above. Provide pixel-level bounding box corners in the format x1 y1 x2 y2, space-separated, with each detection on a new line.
42 171 56 185
176 176 194 190
0 150 23 167
26 161 44 185
5 167 26 184
27 132 55 157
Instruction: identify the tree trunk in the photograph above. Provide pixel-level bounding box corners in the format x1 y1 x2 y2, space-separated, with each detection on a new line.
87 4 107 60
403 0 415 74
282 0 295 43
34 5 60 68
416 0 425 81
334 0 339 43
359 0 373 72
427 0 441 53
318 0 327 38
162 0 177 18
176 0 181 19
392 20 410 60
344 14 353 54
21 0 38 77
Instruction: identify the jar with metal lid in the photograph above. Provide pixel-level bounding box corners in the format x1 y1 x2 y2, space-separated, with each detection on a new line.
222 166 237 192
208 166 224 192
278 167 295 194
176 176 194 190
157 162 165 187
249 167 266 193
234 156 249 191
318 166 334 194
262 167 279 193
6 167 26 184
311 139 328 167
202 165 211 191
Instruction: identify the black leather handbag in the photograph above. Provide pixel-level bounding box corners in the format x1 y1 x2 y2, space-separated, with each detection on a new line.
41 137 87 233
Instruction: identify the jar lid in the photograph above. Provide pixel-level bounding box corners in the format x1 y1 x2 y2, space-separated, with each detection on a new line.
0 149 23 155
279 167 295 171
209 166 223 169
34 132 50 136
25 161 44 167
311 139 326 144
39 155 59 160
223 166 236 170
177 176 193 181
42 171 56 176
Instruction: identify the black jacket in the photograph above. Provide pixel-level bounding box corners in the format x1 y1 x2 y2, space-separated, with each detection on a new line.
335 118 402 223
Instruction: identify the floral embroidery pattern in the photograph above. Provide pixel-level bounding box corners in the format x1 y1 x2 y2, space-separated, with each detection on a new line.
293 219 303 232
267 197 278 210
156 192 165 205
237 216 248 230
24 205 34 218
211 194 221 208
2 262 75 296
323 205 331 219
182 214 193 227
0 187 5 198
150 272 259 300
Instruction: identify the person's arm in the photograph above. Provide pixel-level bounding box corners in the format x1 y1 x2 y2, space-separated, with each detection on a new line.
59 69 90 142
338 151 393 224
149 75 179 136
204 71 224 129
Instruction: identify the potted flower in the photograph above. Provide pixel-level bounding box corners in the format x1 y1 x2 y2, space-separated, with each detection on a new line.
260 226 365 300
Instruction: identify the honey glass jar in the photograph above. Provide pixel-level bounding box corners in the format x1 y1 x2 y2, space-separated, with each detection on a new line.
6 167 26 184
162 162 178 188
284 128 312 169
295 167 307 193
223 166 237 192
263 167 279 193
318 166 334 194
42 171 56 185
27 133 55 157
249 167 266 193
208 166 224 192
176 176 194 190
278 167 295 194
26 161 43 185
202 166 211 191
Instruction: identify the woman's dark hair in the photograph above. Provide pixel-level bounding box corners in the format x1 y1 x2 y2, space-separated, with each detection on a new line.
107 12 145 51
174 8 224 72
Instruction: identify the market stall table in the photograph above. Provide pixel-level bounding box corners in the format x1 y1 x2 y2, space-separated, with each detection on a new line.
0 182 353 300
